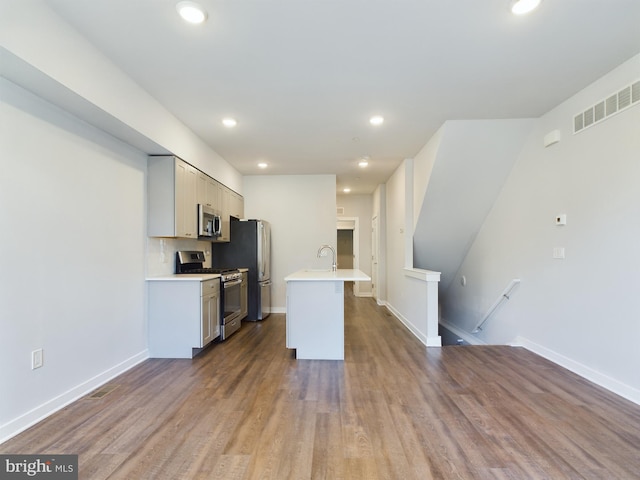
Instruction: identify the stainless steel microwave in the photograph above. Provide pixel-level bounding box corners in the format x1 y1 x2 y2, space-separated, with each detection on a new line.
198 204 221 238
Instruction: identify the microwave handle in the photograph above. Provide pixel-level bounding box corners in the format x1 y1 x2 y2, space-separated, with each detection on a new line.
213 215 221 236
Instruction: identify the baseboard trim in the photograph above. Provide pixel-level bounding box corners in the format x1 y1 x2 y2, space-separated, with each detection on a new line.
385 303 427 345
511 336 640 406
0 350 149 444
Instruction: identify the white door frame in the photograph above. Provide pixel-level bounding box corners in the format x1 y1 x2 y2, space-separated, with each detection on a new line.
337 217 360 296
371 215 378 302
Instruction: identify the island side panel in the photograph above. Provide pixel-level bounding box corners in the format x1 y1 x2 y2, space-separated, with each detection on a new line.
286 280 344 360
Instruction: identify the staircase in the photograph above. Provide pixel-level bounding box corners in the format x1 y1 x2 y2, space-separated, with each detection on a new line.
412 119 534 291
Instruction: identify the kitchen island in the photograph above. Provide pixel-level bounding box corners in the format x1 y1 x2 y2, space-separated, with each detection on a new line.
285 269 370 360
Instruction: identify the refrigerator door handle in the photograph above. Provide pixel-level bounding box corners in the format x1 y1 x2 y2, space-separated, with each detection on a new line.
259 222 266 279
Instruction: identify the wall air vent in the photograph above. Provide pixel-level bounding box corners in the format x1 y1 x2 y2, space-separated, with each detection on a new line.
336 207 345 215
573 79 640 134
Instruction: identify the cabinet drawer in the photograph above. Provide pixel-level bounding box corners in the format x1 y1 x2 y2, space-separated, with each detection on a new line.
201 278 220 295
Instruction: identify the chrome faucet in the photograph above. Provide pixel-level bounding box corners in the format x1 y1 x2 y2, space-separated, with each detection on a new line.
317 244 337 271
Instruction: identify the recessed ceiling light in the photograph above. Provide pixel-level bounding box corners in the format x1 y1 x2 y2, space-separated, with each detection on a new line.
343 188 351 193
369 115 384 126
176 1 208 24
510 0 541 15
358 157 369 168
222 118 237 127
258 162 268 169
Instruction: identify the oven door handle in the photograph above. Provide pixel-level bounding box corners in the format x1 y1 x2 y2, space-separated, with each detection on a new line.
224 279 242 288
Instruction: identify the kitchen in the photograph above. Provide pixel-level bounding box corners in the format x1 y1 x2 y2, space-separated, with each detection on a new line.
146 152 274 357
3 0 640 462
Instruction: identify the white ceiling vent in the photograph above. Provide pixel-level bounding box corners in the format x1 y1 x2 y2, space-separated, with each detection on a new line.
573 79 640 134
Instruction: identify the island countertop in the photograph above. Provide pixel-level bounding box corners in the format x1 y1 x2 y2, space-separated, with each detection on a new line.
285 269 371 282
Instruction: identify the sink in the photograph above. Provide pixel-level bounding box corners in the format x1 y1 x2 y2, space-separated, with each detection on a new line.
303 268 332 272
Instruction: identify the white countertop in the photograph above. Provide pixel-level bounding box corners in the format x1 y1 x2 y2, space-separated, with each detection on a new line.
146 274 221 282
285 269 371 282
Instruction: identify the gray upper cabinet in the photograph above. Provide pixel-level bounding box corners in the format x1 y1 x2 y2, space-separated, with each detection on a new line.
216 184 231 242
148 155 243 240
213 185 245 242
148 156 197 238
229 189 244 219
197 171 219 211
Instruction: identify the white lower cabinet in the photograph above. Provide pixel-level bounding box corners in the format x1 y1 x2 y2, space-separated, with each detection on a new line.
201 279 221 346
148 278 220 358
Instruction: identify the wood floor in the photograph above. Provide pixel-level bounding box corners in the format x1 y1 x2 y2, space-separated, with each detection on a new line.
3 291 640 479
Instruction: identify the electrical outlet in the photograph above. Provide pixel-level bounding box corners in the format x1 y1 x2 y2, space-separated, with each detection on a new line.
32 349 43 369
555 214 567 225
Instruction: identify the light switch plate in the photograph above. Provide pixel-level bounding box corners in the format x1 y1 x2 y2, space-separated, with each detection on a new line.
553 247 565 259
32 349 43 369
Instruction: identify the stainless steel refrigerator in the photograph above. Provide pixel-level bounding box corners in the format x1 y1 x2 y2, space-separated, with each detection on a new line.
211 219 271 320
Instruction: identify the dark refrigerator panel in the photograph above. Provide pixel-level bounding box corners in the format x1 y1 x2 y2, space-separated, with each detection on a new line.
211 219 271 321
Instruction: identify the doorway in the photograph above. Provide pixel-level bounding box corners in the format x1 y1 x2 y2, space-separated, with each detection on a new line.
337 229 353 269
337 217 359 295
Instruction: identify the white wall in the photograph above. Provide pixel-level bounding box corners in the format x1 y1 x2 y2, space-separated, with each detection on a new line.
385 162 408 306
412 125 443 228
242 175 337 311
382 160 440 346
372 184 387 304
336 194 373 295
443 54 640 402
0 79 149 441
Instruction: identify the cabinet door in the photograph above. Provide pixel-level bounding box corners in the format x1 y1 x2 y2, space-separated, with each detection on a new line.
211 290 220 340
201 291 220 346
217 185 231 242
197 172 208 206
206 177 218 210
229 191 244 219
175 159 198 238
197 172 218 209
184 165 198 237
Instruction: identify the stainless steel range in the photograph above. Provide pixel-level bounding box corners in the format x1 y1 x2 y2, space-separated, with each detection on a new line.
176 251 243 340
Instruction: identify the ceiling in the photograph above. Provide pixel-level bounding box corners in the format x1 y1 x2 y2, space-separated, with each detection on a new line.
44 0 640 194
